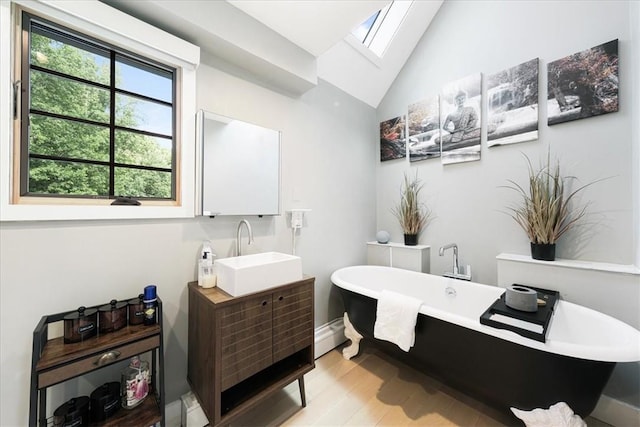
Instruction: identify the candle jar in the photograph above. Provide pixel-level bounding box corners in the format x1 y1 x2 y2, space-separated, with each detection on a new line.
120 356 150 410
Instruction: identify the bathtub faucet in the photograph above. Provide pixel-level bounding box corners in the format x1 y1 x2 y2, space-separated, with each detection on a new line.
439 243 471 281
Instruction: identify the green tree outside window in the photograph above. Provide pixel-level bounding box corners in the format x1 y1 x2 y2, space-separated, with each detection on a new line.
23 15 174 200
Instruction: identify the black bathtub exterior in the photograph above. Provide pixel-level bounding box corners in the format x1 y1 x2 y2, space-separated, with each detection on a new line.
338 287 615 418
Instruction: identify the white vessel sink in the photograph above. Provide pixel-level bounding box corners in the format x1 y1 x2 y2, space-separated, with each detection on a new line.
215 252 303 296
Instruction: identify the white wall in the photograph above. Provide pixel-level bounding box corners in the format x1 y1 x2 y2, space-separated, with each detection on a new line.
195 65 378 325
0 65 376 425
376 0 639 412
377 0 637 283
633 0 640 267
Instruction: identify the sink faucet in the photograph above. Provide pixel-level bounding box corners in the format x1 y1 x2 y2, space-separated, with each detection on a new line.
236 219 254 256
439 243 471 281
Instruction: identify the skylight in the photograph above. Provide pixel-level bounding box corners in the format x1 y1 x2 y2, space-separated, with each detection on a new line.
351 1 412 58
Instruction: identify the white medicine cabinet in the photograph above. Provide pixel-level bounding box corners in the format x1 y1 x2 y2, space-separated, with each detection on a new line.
196 110 281 216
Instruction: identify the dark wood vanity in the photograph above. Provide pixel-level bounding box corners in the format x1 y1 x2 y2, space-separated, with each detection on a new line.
188 277 315 426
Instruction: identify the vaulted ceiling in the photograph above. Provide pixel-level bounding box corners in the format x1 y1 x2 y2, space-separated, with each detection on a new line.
101 0 443 108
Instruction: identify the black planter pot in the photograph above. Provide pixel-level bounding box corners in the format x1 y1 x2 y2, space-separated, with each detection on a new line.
531 242 556 261
404 234 418 246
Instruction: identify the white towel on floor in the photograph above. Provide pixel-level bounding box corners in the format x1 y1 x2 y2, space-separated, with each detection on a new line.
511 402 586 427
373 289 422 352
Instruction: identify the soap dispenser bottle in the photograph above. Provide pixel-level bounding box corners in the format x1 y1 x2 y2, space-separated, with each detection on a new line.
198 241 216 288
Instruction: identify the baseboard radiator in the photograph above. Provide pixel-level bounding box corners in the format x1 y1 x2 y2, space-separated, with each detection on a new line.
592 394 640 427
314 317 347 359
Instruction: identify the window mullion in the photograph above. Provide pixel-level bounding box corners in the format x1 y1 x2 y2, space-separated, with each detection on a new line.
30 64 111 91
20 14 31 196
109 50 116 198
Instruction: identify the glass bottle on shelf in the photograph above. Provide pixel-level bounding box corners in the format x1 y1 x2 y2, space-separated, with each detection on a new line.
121 356 150 410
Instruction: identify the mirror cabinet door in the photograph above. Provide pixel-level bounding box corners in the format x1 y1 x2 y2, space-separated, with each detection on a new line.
198 110 280 216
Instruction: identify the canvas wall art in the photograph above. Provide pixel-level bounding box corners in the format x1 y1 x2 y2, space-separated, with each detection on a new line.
440 73 482 165
407 96 441 162
547 39 618 125
487 58 539 147
380 115 406 161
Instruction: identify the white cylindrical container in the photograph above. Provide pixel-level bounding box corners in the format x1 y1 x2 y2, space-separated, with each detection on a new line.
505 285 538 312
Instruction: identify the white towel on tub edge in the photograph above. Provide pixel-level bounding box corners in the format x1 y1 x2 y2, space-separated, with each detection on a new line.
374 289 423 352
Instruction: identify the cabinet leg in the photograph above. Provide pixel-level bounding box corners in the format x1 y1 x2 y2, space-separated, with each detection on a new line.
298 376 307 407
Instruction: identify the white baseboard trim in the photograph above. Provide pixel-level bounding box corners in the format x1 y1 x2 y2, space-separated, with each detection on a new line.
314 317 347 359
165 398 182 427
592 394 640 427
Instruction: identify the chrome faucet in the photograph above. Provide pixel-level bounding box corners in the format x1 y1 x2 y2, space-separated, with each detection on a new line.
236 219 254 256
439 243 471 281
439 243 459 274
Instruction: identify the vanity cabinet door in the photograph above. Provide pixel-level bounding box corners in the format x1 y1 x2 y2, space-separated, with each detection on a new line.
272 282 313 363
219 295 273 390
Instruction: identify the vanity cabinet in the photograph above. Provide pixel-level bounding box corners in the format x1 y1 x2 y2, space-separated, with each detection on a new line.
188 278 314 426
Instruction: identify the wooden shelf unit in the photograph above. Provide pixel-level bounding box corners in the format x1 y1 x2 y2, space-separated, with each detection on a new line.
188 278 315 427
29 298 165 427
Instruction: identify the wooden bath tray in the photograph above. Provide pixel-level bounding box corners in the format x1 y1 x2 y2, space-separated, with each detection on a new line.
480 285 559 343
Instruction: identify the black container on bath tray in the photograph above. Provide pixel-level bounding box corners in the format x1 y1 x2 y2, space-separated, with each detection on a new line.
479 285 559 342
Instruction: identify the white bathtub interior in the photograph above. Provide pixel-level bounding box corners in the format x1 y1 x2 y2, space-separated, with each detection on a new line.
331 265 640 363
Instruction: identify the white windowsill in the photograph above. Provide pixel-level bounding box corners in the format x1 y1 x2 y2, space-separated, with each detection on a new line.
496 253 640 276
0 204 195 222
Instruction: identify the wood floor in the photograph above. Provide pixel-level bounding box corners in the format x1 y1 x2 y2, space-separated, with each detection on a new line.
229 343 612 427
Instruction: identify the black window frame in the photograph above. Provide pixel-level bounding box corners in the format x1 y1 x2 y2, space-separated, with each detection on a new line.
19 11 177 201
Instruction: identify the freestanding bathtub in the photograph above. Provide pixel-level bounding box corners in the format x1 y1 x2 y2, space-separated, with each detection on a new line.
331 265 640 418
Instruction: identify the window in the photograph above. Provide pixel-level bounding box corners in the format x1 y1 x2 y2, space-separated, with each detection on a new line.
19 11 176 201
351 9 381 44
1 1 199 221
350 1 412 58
